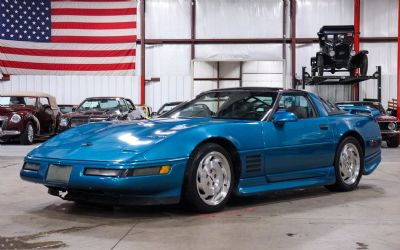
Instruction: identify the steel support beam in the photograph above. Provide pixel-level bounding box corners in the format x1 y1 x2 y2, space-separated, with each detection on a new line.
290 0 296 89
191 0 196 59
353 0 361 101
140 0 146 104
398 0 400 119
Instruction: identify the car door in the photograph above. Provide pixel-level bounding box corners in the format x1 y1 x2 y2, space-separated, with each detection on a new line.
36 97 55 134
263 93 335 182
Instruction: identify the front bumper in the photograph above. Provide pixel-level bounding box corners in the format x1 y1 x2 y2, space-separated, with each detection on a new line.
0 129 21 137
20 157 188 205
381 130 400 140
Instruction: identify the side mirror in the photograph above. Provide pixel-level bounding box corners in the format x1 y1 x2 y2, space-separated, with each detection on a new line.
72 107 76 112
272 111 298 126
151 112 157 116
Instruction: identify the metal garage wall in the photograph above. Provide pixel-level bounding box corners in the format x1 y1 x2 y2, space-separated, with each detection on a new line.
359 0 398 108
145 0 191 39
145 44 192 110
297 0 354 38
0 75 140 105
196 0 283 38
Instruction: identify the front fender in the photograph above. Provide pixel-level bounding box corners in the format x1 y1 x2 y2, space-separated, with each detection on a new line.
142 122 264 161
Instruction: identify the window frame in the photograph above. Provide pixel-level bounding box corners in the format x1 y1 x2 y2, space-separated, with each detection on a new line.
266 92 319 121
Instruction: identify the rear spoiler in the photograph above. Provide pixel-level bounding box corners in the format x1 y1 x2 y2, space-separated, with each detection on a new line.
337 105 381 119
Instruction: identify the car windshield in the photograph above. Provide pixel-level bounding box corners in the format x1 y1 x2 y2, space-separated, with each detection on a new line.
158 104 179 115
0 96 36 106
164 91 278 121
59 106 74 113
77 99 123 111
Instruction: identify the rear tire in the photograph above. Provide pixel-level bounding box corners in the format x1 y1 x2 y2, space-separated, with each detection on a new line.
325 137 363 192
387 135 399 148
317 54 324 76
20 121 35 145
360 54 368 76
182 143 234 213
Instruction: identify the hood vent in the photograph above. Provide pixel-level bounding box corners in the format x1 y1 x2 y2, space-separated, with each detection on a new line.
246 154 262 173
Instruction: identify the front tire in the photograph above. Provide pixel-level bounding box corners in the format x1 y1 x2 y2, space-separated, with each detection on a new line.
317 54 324 76
387 135 399 148
326 137 363 192
182 143 234 213
20 121 35 145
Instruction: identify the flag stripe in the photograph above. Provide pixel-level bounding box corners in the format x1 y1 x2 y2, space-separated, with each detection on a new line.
51 15 136 23
52 28 137 37
0 54 135 64
0 67 135 76
0 60 135 71
52 8 137 16
0 46 136 57
51 1 135 9
51 35 137 43
52 22 136 30
51 0 133 2
0 40 135 50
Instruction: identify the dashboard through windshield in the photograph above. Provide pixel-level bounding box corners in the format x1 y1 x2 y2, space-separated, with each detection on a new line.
77 99 125 112
164 91 278 121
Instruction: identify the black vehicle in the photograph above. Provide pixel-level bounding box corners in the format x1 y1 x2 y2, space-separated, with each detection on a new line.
58 97 142 132
152 101 183 117
311 25 368 77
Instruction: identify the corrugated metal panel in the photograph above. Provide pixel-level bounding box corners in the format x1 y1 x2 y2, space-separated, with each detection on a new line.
297 0 354 38
361 0 398 37
304 85 352 103
146 0 191 39
146 76 191 111
196 44 283 61
0 75 140 105
146 44 191 77
359 43 397 108
196 0 283 38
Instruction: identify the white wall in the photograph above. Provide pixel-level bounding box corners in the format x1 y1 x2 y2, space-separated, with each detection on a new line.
0 0 398 110
0 75 140 105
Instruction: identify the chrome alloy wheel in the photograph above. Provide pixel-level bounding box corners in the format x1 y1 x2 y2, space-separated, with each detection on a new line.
339 143 360 185
27 124 34 143
196 151 231 206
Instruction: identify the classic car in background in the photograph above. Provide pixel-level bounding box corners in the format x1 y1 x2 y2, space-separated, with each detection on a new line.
135 104 153 119
0 92 60 145
21 88 381 212
337 100 400 148
58 104 77 114
311 25 368 76
152 101 183 117
59 97 142 132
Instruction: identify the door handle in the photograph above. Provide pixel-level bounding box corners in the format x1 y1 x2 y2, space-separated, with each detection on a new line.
319 124 329 130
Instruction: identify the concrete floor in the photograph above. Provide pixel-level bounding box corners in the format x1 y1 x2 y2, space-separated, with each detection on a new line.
0 144 399 250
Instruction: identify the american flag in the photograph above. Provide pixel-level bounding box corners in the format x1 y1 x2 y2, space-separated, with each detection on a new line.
0 0 137 75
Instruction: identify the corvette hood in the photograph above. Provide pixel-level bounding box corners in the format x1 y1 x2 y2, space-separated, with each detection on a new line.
27 118 232 162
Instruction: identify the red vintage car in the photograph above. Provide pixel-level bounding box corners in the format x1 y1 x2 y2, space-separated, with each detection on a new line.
336 101 400 147
0 92 61 144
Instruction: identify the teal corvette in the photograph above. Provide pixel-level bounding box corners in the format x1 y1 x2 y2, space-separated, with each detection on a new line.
20 88 382 212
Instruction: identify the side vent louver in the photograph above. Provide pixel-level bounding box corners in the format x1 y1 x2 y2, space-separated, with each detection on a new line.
246 154 262 173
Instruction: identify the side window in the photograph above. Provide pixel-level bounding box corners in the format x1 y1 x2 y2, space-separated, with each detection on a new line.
39 97 49 106
126 99 135 110
118 99 128 112
278 95 316 119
